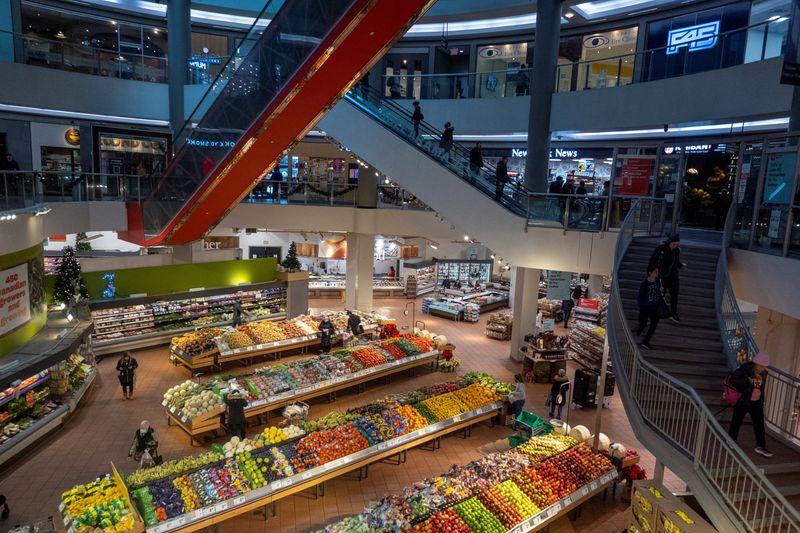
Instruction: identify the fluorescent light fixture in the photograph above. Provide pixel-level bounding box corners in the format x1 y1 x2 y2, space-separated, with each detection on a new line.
0 103 168 127
405 14 538 36
564 12 575 18
573 0 674 20
562 117 789 140
430 244 438 249
454 134 528 142
777 16 789 23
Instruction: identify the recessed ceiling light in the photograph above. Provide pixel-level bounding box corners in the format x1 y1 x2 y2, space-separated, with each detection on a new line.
564 12 575 18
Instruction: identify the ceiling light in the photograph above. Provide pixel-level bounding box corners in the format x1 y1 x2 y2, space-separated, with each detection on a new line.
490 254 495 259
430 244 438 250
776 16 789 23
564 12 575 18
55 30 66 39
769 15 781 21
573 0 674 20
463 235 469 241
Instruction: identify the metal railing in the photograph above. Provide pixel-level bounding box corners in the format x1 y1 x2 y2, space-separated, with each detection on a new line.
379 19 785 100
609 199 800 532
0 170 155 208
720 204 800 444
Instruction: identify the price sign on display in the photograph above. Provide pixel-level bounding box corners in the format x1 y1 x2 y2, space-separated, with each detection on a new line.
589 481 598 491
175 516 186 526
377 442 389 451
58 502 66 513
233 496 245 506
564 495 572 506
581 486 590 497
63 516 71 527
161 399 168 407
453 414 462 422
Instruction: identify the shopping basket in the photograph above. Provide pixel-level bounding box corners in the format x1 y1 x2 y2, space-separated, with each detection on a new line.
513 410 552 439
282 401 310 425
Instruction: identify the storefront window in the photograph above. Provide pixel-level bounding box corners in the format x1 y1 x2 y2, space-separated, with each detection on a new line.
432 47 470 99
383 53 428 100
475 42 532 98
745 0 789 62
577 26 638 90
642 1 750 82
20 2 167 82
189 32 229 85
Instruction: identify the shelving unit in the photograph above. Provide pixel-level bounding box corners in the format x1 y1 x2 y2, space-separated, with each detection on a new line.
142 402 502 532
403 261 436 297
436 259 492 286
308 276 405 298
90 283 288 354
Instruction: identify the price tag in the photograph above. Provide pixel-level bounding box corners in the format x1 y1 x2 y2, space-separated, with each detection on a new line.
216 502 229 512
453 414 462 422
58 502 66 513
63 515 71 527
233 496 246 506
377 442 389 452
67 526 76 533
581 486 590 497
589 481 598 491
563 495 572 506
161 399 168 407
175 516 186 526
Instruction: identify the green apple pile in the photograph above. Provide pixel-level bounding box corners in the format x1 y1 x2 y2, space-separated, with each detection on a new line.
453 497 505 533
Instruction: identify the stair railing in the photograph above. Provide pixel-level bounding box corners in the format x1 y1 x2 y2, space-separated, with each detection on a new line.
609 200 800 532
719 204 800 444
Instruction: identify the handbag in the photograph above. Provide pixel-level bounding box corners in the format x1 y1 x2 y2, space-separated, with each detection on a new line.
723 375 743 407
555 394 564 405
656 280 672 319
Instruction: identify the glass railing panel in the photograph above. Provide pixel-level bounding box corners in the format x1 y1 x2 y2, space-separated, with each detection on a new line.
751 206 790 255
141 0 357 236
789 207 800 258
567 196 607 231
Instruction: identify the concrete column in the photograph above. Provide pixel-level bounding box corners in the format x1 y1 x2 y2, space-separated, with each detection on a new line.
356 168 378 208
345 233 374 312
172 242 202 264
524 0 561 192
587 274 605 299
167 0 191 137
510 266 541 362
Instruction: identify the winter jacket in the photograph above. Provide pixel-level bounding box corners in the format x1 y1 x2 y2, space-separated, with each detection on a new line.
549 377 570 406
649 244 682 283
116 358 138 385
129 428 157 456
225 395 248 426
729 362 767 406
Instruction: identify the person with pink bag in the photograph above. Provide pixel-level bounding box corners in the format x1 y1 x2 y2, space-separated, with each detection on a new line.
727 351 773 457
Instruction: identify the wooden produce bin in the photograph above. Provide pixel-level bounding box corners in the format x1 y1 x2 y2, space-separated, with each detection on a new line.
169 345 218 374
165 404 225 446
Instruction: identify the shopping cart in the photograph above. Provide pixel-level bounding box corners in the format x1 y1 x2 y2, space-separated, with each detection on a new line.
509 410 552 447
282 401 310 425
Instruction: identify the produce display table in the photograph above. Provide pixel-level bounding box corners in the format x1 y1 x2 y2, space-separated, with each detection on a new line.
509 468 618 532
217 334 322 364
164 350 440 444
146 402 502 533
169 346 218 374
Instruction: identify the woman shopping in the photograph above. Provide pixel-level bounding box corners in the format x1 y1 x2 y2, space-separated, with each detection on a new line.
116 351 138 400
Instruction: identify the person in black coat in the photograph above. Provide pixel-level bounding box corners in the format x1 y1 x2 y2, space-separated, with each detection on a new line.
547 369 570 419
728 352 773 457
346 310 363 336
469 143 483 175
636 266 661 349
116 351 138 400
648 234 683 322
439 122 454 162
318 316 335 353
412 101 424 138
495 156 509 200
225 389 249 439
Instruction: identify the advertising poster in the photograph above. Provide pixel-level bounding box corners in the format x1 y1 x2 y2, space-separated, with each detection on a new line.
616 158 654 196
782 0 800 85
763 152 796 205
320 239 347 259
546 271 571 300
0 263 31 337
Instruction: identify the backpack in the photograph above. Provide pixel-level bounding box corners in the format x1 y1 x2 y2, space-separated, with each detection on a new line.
723 374 742 407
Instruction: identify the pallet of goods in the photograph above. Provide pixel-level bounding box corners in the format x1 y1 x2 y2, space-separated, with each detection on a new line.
67 376 512 531
572 296 608 326
567 322 609 372
322 434 617 532
463 303 481 323
537 299 563 323
485 311 513 340
629 479 715 533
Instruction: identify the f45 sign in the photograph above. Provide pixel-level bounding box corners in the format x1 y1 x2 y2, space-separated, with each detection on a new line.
666 21 720 55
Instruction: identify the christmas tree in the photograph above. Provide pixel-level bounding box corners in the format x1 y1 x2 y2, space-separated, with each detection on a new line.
75 232 92 252
281 242 302 272
53 246 88 306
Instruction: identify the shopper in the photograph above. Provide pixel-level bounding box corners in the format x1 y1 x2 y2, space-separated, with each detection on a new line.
728 352 773 458
232 298 252 327
116 351 138 400
516 65 530 96
411 101 424 138
648 234 682 322
572 283 583 302
508 374 526 416
0 494 8 521
439 122 455 162
388 266 396 279
359 71 370 98
1 153 20 199
707 166 730 231
636 266 662 350
129 420 158 465
225 389 248 439
548 176 565 195
548 369 570 419
562 297 574 327
601 180 611 197
576 180 588 195
318 316 335 352
387 75 401 99
495 156 509 201
469 142 483 175
347 310 364 336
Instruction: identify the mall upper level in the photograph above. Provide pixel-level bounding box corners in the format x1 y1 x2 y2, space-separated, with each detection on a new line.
0 0 794 136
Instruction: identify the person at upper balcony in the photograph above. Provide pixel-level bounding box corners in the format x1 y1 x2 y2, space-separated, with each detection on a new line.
576 180 588 195
648 234 682 322
439 122 455 162
516 65 530 96
548 176 565 194
727 351 773 458
601 180 611 197
387 266 396 279
412 101 424 138
495 156 510 201
387 74 401 99
469 143 483 175
1 153 20 198
706 166 730 231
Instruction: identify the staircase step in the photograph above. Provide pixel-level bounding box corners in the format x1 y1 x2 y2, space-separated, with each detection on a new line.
638 348 728 366
621 298 716 317
762 463 800 476
618 285 716 301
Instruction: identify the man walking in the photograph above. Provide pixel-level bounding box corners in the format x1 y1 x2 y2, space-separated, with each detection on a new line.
649 234 682 322
495 156 509 201
469 143 483 175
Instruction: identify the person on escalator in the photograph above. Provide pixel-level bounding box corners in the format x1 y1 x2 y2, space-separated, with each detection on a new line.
359 72 370 99
469 142 483 175
412 101 424 138
440 122 455 162
727 351 773 458
495 156 509 201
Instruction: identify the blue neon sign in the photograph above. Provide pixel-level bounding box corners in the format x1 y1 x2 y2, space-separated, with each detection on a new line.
666 21 720 54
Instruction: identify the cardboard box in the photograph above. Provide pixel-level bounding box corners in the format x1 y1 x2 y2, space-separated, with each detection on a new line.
655 500 716 533
631 480 678 532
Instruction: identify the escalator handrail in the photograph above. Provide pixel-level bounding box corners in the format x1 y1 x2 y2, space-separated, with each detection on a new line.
609 200 800 531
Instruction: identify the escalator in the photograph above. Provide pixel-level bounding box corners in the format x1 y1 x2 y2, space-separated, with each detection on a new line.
120 0 434 246
319 87 613 271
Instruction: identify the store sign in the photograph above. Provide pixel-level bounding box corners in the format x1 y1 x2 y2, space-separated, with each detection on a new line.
666 21 719 54
64 128 80 146
616 158 653 196
0 263 31 338
186 138 236 149
663 144 727 154
478 43 527 60
578 298 599 310
189 56 222 70
583 27 638 50
203 236 240 250
547 271 571 301
511 148 580 159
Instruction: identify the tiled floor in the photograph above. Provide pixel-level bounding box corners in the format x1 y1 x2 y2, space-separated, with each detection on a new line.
0 298 683 532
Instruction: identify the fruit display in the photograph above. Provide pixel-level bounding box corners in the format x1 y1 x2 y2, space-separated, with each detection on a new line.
222 330 254 349
322 436 616 532
126 451 223 488
170 328 222 356
60 475 139 532
241 320 284 344
420 392 469 420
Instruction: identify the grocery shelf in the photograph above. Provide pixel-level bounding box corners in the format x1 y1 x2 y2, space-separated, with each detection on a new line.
509 468 618 533
67 369 97 412
165 350 440 443
147 402 502 533
0 374 51 408
0 404 70 468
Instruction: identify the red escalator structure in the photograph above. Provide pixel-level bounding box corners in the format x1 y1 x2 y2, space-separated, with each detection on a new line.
120 0 434 246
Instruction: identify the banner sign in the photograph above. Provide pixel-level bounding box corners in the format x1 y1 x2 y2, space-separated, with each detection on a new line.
616 158 653 196
547 271 572 301
578 298 599 310
763 152 796 205
0 263 31 337
782 0 800 85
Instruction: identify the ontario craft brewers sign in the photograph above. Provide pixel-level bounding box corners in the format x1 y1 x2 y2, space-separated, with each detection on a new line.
0 263 31 337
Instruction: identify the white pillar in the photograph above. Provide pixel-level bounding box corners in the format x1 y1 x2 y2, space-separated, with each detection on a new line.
345 232 374 312
510 266 540 362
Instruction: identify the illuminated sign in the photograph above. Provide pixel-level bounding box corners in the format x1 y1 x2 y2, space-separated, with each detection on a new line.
189 56 222 70
666 21 720 55
186 138 236 149
511 148 579 158
64 128 80 146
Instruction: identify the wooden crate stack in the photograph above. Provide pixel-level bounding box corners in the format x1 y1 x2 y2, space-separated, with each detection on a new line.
485 311 513 340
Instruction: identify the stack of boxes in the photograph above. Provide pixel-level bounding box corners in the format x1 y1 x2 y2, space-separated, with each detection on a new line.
630 480 716 533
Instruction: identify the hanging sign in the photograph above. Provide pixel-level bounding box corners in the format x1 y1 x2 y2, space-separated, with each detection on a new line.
616 158 653 196
0 263 31 337
547 271 571 301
